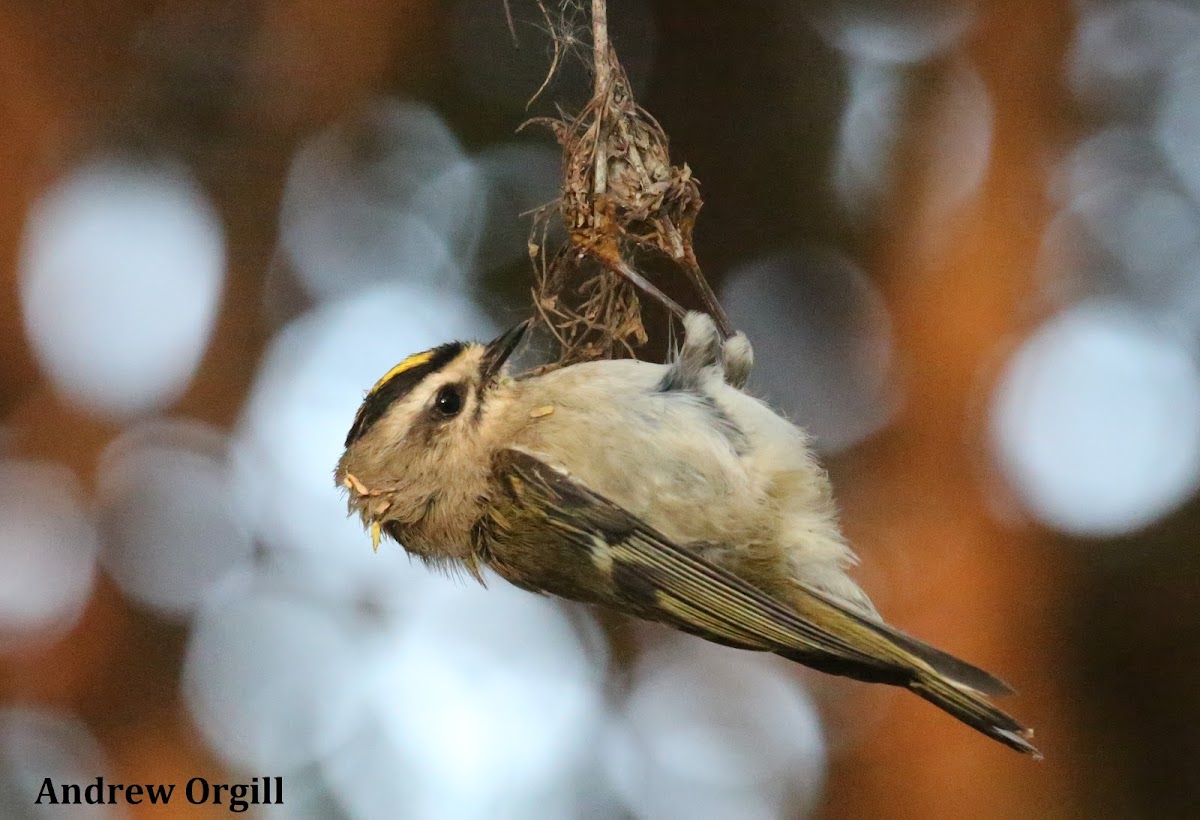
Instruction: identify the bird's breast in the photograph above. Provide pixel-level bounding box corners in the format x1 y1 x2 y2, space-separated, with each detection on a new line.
502 364 773 548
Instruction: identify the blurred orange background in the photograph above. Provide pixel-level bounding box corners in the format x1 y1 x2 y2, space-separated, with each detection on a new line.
2 1 1198 817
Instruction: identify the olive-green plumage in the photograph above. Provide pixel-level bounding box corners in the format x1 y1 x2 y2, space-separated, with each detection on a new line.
336 312 1039 757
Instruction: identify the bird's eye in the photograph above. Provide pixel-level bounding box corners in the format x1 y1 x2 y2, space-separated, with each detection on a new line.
433 384 464 417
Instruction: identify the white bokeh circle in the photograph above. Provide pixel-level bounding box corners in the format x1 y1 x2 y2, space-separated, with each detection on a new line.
19 161 225 418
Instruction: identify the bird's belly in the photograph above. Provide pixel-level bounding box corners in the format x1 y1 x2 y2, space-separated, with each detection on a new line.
511 389 770 548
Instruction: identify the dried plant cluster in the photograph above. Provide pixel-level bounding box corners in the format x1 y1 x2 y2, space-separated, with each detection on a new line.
520 0 732 369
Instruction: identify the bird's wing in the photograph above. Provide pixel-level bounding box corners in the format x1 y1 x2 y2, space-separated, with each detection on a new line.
485 447 902 674
483 448 1039 757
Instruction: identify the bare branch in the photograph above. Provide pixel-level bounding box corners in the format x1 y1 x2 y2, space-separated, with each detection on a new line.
591 0 610 196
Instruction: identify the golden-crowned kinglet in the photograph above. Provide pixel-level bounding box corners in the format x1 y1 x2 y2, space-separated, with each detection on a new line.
335 311 1038 757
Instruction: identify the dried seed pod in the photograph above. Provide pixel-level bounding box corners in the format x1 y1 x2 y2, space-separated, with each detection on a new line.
522 1 732 370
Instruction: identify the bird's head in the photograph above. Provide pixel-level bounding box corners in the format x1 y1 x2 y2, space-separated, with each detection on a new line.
334 321 528 556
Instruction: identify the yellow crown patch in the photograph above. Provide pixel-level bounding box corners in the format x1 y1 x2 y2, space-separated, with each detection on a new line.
369 350 436 396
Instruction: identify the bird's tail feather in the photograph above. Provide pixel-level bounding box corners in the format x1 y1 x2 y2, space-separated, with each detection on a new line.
786 583 1040 757
882 626 1014 696
909 671 1041 758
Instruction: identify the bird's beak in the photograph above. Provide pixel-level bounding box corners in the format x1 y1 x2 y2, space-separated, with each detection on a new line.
481 320 529 383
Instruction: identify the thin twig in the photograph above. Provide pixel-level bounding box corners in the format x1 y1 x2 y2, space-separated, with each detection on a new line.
502 0 519 47
585 246 688 322
591 0 609 92
526 1 561 108
591 0 609 197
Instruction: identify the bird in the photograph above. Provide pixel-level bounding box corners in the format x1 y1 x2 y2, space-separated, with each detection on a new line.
335 311 1039 757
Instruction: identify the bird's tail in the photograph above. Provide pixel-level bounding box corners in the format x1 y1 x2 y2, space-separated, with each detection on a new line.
908 666 1040 757
782 584 1040 758
884 622 1040 757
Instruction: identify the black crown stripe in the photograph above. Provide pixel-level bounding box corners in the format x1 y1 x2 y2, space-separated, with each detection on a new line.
343 342 465 447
